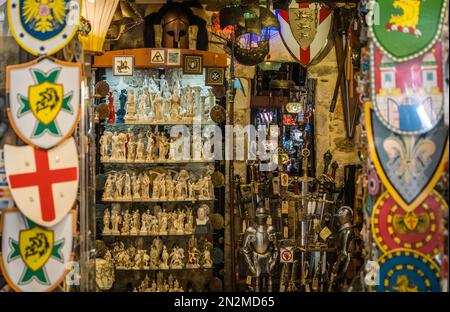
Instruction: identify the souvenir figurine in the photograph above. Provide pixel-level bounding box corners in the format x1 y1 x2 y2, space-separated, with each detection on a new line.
146 130 156 161
170 245 185 269
140 173 151 199
152 172 165 199
202 239 213 268
186 236 200 269
159 209 168 235
158 134 170 160
134 250 145 269
131 172 141 200
117 89 127 123
113 173 124 199
108 92 116 124
149 214 159 235
184 208 194 234
111 210 122 235
150 238 162 269
159 74 169 98
127 132 137 162
111 132 121 161
100 131 113 161
103 208 111 234
173 279 182 292
123 172 132 200
121 209 131 235
168 211 177 234
153 93 163 121
241 206 279 292
162 93 172 121
150 280 157 292
137 90 148 120
192 138 203 161
165 174 175 200
143 252 150 269
139 275 150 292
130 209 141 235
175 170 189 200
103 173 115 200
177 210 186 234
136 132 146 162
140 210 149 235
159 245 170 269
125 89 137 122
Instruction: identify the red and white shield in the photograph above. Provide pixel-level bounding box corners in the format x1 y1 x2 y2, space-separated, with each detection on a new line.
4 138 79 227
276 1 333 66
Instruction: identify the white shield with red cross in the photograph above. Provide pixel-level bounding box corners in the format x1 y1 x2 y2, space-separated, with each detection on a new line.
3 137 79 227
276 1 333 67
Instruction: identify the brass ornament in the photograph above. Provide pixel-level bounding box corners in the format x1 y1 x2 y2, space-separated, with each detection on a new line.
210 105 226 124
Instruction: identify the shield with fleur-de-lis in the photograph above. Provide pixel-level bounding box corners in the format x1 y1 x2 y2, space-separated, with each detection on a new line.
365 102 448 212
7 57 81 149
365 103 448 211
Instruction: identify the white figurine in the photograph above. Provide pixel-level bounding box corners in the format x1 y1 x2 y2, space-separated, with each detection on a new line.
196 204 210 225
137 91 148 120
100 131 113 162
131 172 141 200
184 208 193 234
111 132 121 161
158 134 169 160
111 210 122 235
102 208 111 234
192 138 203 161
135 132 146 162
113 173 124 199
175 170 189 200
123 172 132 200
177 210 186 234
202 239 213 268
140 173 150 199
146 131 156 161
124 89 137 122
121 209 131 235
127 132 137 162
165 174 175 200
103 173 115 200
130 209 140 235
169 246 185 269
159 245 169 269
159 74 169 98
149 215 159 235
153 93 163 121
159 210 168 235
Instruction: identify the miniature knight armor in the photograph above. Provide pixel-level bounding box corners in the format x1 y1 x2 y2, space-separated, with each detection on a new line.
241 206 279 292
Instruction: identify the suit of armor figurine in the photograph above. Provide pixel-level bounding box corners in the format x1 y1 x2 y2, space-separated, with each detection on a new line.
241 206 279 292
329 206 357 291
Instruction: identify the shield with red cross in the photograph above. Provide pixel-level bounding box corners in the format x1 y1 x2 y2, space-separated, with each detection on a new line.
3 137 79 227
276 1 333 66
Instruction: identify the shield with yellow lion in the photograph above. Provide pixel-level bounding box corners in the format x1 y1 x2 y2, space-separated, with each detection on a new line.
367 0 447 62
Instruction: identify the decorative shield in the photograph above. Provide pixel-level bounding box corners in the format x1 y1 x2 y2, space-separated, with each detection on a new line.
365 102 448 212
368 0 448 62
7 0 81 56
376 249 440 292
7 57 81 149
372 191 447 257
0 209 75 292
3 137 79 227
371 41 445 135
276 1 333 66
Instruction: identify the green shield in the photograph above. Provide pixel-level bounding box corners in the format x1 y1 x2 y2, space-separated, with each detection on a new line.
369 0 447 62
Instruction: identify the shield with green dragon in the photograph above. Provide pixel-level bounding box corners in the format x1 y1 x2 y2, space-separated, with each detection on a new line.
368 0 448 62
0 209 75 292
7 57 81 149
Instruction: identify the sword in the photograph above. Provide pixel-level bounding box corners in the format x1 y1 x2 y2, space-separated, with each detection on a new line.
300 260 310 292
299 148 314 208
287 260 298 292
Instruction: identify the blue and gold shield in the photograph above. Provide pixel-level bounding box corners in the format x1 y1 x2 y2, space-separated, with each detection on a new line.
365 102 448 212
7 0 81 56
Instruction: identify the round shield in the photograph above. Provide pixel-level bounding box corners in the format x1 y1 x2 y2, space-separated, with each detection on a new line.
372 191 447 257
376 249 441 292
210 105 226 124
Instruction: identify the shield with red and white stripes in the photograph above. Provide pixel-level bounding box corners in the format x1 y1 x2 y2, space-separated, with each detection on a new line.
276 1 333 66
4 138 79 227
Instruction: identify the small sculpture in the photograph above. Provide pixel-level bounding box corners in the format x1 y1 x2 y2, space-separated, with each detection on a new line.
159 209 168 234
111 210 121 235
123 172 132 200
100 131 113 161
159 245 170 269
102 208 111 234
158 134 169 160
149 215 159 235
146 130 156 161
117 89 127 123
124 89 137 122
165 174 175 200
103 173 115 200
127 132 137 162
202 239 213 268
113 173 124 199
140 210 149 235
131 172 141 200
140 173 150 199
135 132 146 162
184 208 194 234
107 92 116 124
130 209 141 235
121 209 131 235
186 236 200 269
169 245 185 269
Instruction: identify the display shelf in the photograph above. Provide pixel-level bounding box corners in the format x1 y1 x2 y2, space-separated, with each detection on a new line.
102 198 215 203
102 233 203 237
115 267 214 271
101 159 215 165
103 121 217 126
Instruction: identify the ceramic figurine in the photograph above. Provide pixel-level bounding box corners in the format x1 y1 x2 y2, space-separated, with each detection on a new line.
110 132 120 161
195 204 211 235
130 209 140 235
131 172 141 200
165 174 175 200
175 170 189 200
100 131 113 161
192 138 203 161
159 209 168 235
186 236 200 269
184 208 193 234
117 89 127 123
173 279 182 292
146 130 156 161
162 93 172 121
159 74 169 98
123 172 132 200
111 210 122 235
202 239 213 268
102 208 111 234
124 89 137 122
159 245 170 269
150 238 162 269
108 92 116 124
140 173 151 199
149 215 159 235
127 132 137 162
113 173 124 199
153 93 163 121
121 209 131 235
158 134 169 160
152 172 165 199
168 211 177 234
177 210 186 234
136 132 146 162
169 246 185 269
103 173 115 200
140 210 148 235
137 91 148 120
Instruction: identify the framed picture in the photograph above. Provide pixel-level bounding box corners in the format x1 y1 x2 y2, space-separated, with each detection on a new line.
151 49 166 64
113 56 134 76
183 55 203 74
167 49 181 66
205 67 225 86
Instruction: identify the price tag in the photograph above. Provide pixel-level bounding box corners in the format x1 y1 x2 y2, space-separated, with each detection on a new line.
267 216 272 225
283 226 289 239
319 226 332 241
281 173 289 187
273 177 280 195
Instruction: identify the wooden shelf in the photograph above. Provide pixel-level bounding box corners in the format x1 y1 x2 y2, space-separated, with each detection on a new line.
101 160 215 165
115 267 213 272
93 48 227 68
102 198 215 203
